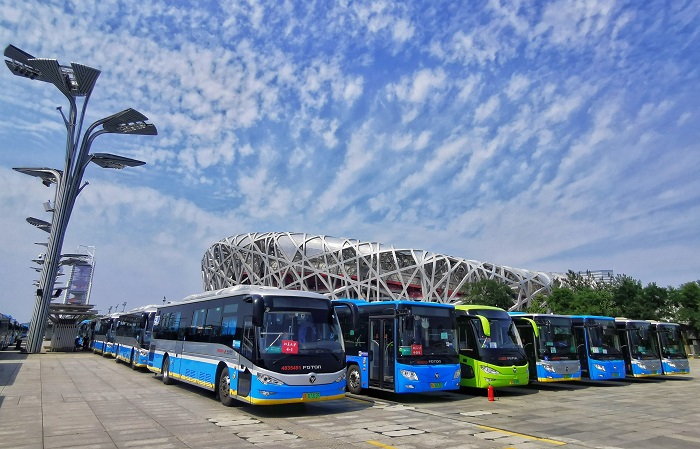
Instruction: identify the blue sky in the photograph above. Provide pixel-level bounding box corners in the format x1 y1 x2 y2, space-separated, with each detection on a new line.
1 1 699 322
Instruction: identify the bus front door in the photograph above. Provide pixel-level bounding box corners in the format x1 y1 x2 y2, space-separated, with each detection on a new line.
369 318 395 391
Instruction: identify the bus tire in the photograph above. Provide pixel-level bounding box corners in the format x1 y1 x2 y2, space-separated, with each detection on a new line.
347 365 362 394
162 355 174 385
129 351 137 370
218 367 235 407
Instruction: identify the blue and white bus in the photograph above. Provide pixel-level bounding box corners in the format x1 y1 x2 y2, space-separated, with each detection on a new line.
148 285 356 406
651 321 690 375
114 305 158 369
92 314 119 356
510 313 581 382
615 318 661 377
334 299 461 395
570 315 625 380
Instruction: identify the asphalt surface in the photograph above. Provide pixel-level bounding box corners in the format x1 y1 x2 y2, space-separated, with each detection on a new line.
1 349 698 449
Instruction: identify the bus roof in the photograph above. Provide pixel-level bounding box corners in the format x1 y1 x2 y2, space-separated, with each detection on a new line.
171 285 330 306
454 304 507 312
568 315 615 320
334 298 454 309
508 313 572 320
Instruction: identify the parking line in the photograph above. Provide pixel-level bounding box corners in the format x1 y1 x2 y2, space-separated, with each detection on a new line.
477 425 567 445
367 440 397 449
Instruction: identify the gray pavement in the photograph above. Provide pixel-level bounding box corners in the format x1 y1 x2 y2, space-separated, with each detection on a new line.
1 349 699 449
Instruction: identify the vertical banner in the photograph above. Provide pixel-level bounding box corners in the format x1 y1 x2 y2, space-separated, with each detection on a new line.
65 263 93 305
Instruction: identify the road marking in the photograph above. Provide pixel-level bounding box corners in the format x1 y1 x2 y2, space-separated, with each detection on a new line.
477 425 566 445
367 440 397 449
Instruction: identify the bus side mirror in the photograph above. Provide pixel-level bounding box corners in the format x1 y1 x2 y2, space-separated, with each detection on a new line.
252 297 265 328
333 301 359 329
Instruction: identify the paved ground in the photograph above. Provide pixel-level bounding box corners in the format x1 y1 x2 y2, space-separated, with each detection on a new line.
1 349 698 449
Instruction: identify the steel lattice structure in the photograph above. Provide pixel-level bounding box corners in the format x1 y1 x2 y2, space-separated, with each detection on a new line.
201 232 567 310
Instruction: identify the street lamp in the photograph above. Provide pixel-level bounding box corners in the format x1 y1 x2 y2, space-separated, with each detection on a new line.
5 44 157 353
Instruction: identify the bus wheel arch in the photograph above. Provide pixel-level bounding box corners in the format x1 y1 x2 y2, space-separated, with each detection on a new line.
346 364 362 394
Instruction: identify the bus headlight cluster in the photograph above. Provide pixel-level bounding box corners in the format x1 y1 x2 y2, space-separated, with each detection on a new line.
335 371 347 383
257 373 285 386
400 369 419 381
542 364 556 373
453 368 461 379
480 366 499 375
666 361 677 368
593 364 606 371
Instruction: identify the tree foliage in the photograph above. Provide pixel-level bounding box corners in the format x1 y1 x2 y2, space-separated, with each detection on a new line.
459 278 514 310
527 273 700 335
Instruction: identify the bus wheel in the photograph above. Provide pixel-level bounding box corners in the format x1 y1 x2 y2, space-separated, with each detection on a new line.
162 356 173 385
218 367 235 407
129 352 137 370
347 365 362 394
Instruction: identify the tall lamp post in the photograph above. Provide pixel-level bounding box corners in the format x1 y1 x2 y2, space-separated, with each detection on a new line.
5 44 157 353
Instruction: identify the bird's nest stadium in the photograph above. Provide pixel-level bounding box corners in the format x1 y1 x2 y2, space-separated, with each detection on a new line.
201 232 568 310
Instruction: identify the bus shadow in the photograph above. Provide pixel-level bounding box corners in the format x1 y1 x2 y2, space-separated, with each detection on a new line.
659 375 694 382
243 395 374 418
459 386 539 398
0 350 28 388
357 388 467 404
576 378 631 387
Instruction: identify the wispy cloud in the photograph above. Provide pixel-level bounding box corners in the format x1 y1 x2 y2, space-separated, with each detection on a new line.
1 0 699 320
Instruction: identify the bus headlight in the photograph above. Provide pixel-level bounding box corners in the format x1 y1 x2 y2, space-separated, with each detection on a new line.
335 371 347 383
453 368 461 379
480 365 499 375
593 364 605 371
257 373 285 386
400 369 419 381
542 363 556 373
666 361 677 368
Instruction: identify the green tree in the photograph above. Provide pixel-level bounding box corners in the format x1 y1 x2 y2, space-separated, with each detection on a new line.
672 281 700 332
543 283 618 316
611 275 644 319
459 278 514 310
525 295 549 313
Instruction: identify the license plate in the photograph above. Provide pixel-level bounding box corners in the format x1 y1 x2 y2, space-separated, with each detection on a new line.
563 374 571 379
303 392 321 400
612 372 620 377
430 382 443 389
511 379 520 385
652 370 658 375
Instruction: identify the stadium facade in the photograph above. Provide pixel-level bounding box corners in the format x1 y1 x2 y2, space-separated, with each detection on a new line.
201 232 568 310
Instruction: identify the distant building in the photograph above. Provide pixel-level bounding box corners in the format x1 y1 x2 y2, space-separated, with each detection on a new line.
201 232 568 310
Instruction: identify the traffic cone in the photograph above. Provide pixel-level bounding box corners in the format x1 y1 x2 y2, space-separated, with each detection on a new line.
487 384 495 401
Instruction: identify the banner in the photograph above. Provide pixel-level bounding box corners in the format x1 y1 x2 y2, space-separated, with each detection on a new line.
65 263 93 305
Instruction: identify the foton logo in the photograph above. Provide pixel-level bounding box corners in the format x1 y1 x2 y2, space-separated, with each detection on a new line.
303 365 322 370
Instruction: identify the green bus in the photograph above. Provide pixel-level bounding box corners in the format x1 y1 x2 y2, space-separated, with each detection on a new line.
455 305 529 388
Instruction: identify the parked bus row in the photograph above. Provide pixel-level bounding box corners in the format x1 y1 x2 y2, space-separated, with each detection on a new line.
0 313 27 350
84 286 691 408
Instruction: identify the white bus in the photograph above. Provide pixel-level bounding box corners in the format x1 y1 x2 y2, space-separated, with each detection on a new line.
147 285 356 406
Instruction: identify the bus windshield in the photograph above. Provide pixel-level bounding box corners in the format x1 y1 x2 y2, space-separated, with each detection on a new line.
397 305 457 356
259 296 344 358
586 320 622 359
627 324 659 360
657 325 688 359
475 318 522 350
535 317 577 358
